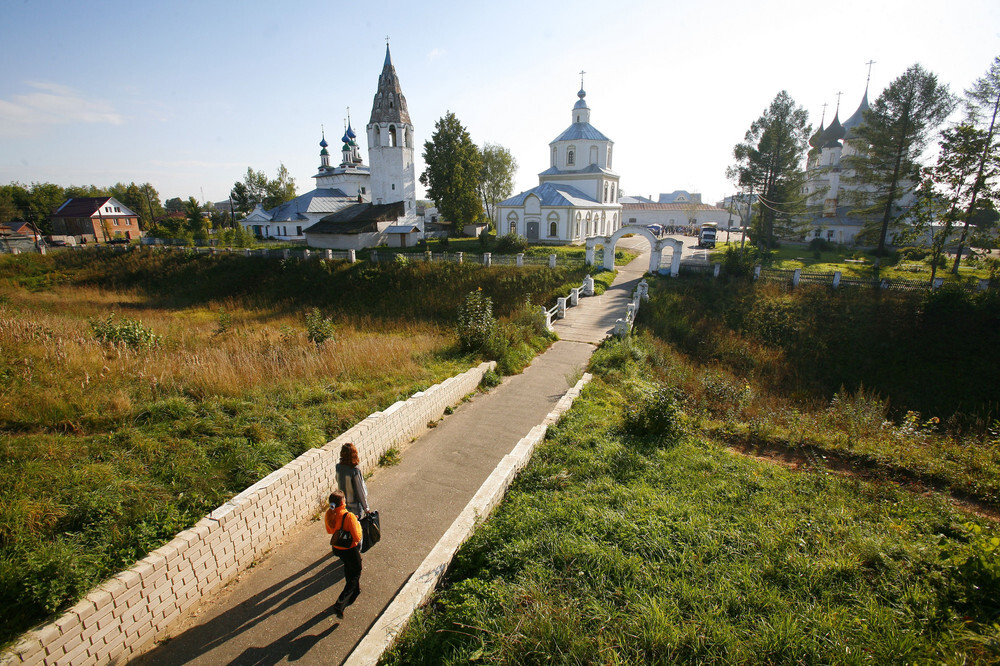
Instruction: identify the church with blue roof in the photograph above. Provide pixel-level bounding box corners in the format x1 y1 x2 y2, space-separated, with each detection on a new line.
497 79 623 244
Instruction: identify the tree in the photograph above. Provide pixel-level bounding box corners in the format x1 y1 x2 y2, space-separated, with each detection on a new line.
947 56 1000 272
727 91 811 250
845 64 955 256
108 181 162 230
184 196 207 236
27 182 68 235
164 197 185 214
230 164 296 214
420 112 484 230
477 143 517 229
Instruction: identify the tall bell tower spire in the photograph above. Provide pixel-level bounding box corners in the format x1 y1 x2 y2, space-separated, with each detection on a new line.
367 42 416 210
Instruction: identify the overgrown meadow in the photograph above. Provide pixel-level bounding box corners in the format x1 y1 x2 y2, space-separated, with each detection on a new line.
383 277 1000 664
0 248 595 646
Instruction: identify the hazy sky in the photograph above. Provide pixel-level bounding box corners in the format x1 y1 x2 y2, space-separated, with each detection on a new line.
2 0 997 207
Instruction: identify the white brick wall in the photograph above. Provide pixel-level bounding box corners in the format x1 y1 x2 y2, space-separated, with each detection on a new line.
0 361 495 666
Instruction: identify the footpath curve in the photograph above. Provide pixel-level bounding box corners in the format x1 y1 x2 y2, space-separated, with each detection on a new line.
132 242 650 666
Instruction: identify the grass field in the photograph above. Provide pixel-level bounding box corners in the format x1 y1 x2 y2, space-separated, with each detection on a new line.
0 247 598 646
710 241 995 283
383 337 1000 664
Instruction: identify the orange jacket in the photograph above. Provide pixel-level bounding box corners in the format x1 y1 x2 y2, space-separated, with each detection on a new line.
325 505 362 549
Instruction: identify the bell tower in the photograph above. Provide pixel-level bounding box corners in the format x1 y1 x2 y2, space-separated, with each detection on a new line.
367 44 415 211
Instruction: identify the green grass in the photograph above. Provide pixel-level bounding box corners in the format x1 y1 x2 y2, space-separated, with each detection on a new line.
0 248 596 647
710 241 994 282
383 338 1000 664
357 236 639 267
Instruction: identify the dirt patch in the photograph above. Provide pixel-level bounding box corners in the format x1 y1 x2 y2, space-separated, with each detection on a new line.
723 437 1000 523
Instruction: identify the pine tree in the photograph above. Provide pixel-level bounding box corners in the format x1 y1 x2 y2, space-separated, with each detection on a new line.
727 91 811 250
845 64 955 256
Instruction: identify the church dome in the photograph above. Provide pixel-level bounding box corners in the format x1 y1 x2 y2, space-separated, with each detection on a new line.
808 121 825 150
821 114 845 148
843 90 870 140
319 135 328 148
346 123 356 140
574 87 588 110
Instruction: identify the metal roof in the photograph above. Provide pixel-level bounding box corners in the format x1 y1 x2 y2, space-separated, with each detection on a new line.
500 182 604 207
537 163 618 178
261 188 357 222
552 122 610 143
308 201 406 234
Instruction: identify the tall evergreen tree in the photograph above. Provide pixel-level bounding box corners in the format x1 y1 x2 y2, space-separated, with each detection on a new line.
845 64 955 255
947 55 1000 272
727 91 811 249
420 112 484 230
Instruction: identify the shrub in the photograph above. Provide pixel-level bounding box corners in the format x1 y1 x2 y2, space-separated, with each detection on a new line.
495 232 529 255
897 246 929 262
479 368 502 389
808 237 833 252
393 253 410 266
89 314 160 350
457 289 497 352
478 228 492 249
623 384 686 443
304 307 335 345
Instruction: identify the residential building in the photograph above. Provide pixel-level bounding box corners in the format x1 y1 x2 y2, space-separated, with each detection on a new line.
50 197 141 242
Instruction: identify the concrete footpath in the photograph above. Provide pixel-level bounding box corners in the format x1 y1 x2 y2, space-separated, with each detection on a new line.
132 243 649 666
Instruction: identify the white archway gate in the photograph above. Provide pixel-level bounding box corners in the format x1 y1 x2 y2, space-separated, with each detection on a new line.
585 225 683 276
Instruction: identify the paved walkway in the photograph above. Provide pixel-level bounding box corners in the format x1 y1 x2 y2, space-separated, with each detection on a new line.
133 242 649 666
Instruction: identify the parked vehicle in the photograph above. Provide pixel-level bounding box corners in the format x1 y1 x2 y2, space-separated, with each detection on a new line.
698 223 717 248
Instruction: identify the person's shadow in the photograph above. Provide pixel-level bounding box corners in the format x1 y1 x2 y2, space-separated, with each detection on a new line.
134 552 345 665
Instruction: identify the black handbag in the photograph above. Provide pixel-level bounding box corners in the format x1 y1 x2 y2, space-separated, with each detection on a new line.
360 510 381 553
331 513 354 549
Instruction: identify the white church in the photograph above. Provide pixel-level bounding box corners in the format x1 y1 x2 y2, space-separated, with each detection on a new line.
497 81 623 244
801 75 917 245
242 46 421 249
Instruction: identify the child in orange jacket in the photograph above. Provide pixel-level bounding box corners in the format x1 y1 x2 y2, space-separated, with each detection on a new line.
326 490 362 618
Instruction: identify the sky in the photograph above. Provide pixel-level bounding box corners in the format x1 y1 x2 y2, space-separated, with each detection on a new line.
1 0 998 208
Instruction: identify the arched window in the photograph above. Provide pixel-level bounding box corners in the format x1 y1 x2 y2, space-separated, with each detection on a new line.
586 212 592 237
388 93 394 109
552 146 557 166
374 126 381 144
604 183 609 203
507 211 519 236
611 184 616 202
607 146 612 168
601 211 606 235
548 212 559 238
567 147 575 166
389 125 397 147
575 213 582 239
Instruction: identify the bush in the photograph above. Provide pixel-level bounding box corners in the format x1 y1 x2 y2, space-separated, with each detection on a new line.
495 232 529 255
623 384 686 443
479 368 502 389
478 228 492 249
457 289 496 352
808 237 833 253
89 314 160 350
304 307 334 345
897 246 929 262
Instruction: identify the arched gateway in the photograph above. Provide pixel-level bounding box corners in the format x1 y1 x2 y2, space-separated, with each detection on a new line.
585 225 684 276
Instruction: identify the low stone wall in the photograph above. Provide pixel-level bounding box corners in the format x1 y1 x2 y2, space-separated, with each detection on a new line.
1 362 496 666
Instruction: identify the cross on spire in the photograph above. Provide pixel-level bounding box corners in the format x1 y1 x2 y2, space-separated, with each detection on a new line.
579 70 586 88
835 91 843 113
865 59 876 87
820 102 828 125
385 35 390 45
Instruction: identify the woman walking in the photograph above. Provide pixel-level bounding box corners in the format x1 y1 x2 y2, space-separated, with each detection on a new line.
336 442 371 519
325 490 362 618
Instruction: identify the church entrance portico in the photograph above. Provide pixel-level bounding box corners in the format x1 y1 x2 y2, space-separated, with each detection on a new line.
585 225 683 276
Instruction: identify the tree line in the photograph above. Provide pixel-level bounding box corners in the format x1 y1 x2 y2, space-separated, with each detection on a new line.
728 56 999 273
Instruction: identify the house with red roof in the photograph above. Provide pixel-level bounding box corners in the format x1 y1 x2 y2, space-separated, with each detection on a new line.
50 197 141 243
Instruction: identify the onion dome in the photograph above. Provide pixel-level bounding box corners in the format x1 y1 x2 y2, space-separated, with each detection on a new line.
821 113 845 148
346 122 356 140
574 87 588 110
320 147 329 156
341 129 351 143
319 132 328 149
843 89 870 140
808 121 825 151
